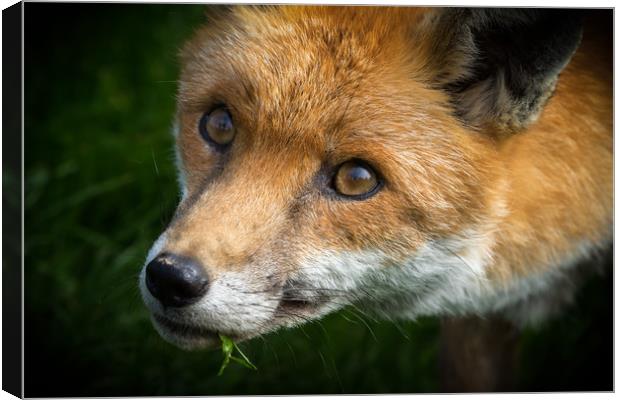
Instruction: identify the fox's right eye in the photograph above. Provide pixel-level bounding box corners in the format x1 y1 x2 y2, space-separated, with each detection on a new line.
199 107 236 148
332 160 381 200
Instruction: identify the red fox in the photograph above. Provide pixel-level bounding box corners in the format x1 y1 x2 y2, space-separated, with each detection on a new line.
139 6 612 390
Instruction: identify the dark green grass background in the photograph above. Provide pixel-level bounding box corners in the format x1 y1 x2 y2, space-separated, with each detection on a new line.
23 4 612 396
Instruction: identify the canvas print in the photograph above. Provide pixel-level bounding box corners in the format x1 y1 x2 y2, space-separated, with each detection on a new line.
19 4 612 397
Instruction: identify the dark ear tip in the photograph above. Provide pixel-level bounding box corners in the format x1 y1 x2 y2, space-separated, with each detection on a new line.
429 8 590 133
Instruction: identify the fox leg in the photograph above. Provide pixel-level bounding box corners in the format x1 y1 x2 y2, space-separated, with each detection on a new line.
438 316 520 392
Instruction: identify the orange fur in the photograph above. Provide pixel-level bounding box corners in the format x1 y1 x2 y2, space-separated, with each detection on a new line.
489 15 613 281
152 6 611 324
174 7 496 270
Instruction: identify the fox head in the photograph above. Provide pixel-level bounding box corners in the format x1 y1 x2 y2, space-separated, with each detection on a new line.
139 6 584 349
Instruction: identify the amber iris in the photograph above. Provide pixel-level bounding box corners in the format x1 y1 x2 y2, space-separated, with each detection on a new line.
199 107 235 146
333 161 379 198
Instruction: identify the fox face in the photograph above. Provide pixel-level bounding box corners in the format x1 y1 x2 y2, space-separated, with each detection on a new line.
139 7 612 350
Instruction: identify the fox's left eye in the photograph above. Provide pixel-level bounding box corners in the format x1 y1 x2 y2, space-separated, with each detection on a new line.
199 107 236 148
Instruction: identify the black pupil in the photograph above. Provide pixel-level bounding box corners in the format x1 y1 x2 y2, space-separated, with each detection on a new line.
212 112 232 132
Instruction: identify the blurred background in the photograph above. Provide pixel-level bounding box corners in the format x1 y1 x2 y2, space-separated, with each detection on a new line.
23 4 612 396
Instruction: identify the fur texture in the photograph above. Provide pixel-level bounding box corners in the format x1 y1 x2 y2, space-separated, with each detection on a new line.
139 7 612 349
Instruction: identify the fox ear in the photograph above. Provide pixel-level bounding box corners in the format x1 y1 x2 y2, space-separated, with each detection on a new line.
422 8 583 132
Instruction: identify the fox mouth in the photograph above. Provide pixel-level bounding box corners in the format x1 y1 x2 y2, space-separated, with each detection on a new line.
152 314 242 345
143 273 345 349
276 294 326 315
275 279 333 316
151 292 331 347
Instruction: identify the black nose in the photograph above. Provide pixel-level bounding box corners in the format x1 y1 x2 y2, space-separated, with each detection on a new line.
145 253 209 307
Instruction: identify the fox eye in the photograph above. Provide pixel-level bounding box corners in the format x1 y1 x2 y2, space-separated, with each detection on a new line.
333 160 380 199
199 107 235 147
